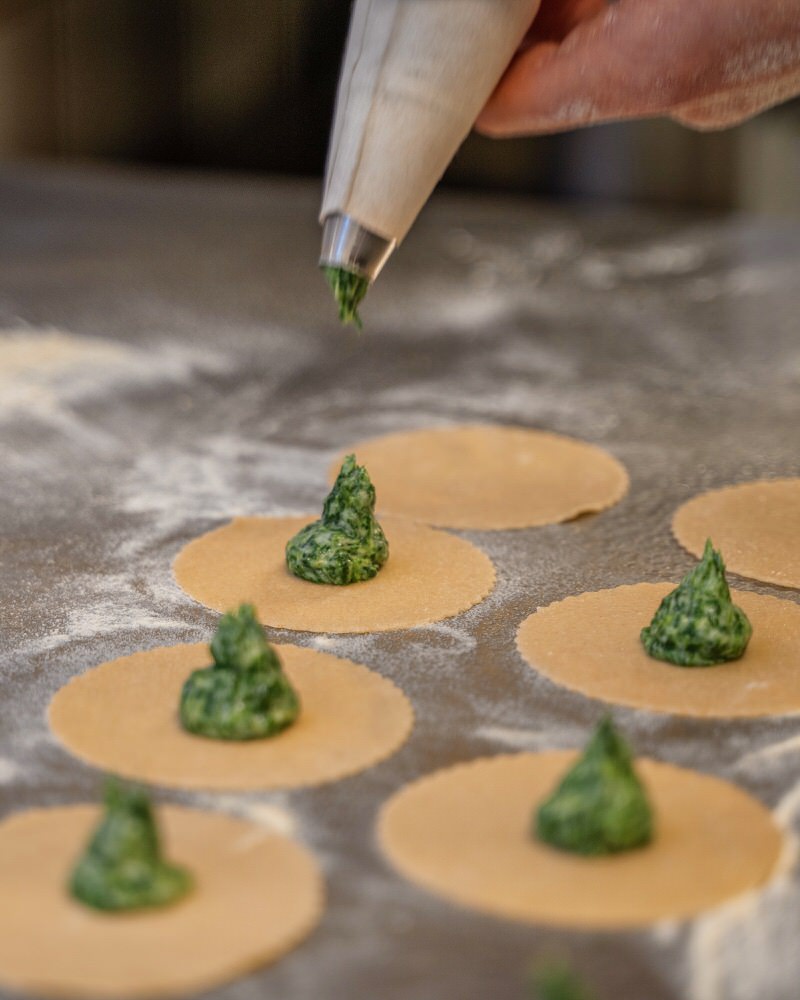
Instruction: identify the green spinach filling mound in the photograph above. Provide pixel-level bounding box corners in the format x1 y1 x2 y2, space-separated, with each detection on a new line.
530 962 594 1000
286 454 389 585
535 717 653 856
69 779 193 912
641 538 752 666
180 604 300 740
323 266 370 329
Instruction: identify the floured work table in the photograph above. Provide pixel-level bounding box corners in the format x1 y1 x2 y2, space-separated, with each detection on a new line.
1 163 799 1000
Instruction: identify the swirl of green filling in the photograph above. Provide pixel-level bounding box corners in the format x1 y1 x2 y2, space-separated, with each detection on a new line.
69 779 193 912
286 454 389 585
641 538 752 666
180 603 300 740
535 717 653 856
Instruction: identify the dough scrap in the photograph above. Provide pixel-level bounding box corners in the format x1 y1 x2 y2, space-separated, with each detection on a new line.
378 753 781 928
174 515 495 633
332 425 629 530
0 805 322 998
673 479 800 589
516 583 800 718
49 643 414 791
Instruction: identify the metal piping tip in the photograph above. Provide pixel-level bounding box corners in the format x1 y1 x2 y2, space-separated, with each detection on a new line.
319 213 396 283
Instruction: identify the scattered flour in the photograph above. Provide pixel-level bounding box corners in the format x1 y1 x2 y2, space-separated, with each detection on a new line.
475 725 572 751
190 792 296 838
119 437 329 536
310 635 337 650
775 783 800 830
0 759 20 784
688 260 797 302
0 327 231 420
688 775 800 1000
3 286 799 998
736 732 800 770
688 838 800 1000
0 328 131 380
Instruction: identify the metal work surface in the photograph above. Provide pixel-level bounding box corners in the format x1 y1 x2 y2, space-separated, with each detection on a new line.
1 164 799 1000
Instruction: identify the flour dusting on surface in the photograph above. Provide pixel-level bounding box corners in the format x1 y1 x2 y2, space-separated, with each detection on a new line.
0 759 20 784
190 793 297 838
688 780 800 1000
119 437 329 534
0 327 231 419
475 725 574 751
3 174 800 1000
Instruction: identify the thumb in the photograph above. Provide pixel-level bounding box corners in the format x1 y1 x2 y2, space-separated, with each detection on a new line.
672 70 800 129
476 1 712 136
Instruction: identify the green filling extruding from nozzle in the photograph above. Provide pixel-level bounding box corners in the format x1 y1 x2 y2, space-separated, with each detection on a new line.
322 266 370 329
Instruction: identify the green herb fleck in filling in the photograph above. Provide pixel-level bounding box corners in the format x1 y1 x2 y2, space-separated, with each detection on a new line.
286 454 389 585
641 539 752 666
530 962 595 1000
69 779 193 912
535 717 653 856
180 603 300 740
323 266 370 329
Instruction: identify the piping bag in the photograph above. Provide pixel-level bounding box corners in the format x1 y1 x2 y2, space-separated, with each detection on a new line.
319 0 538 326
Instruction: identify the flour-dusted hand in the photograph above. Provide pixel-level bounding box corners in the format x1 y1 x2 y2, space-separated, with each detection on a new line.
476 0 800 134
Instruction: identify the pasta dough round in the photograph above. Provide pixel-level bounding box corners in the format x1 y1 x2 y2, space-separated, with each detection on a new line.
516 583 800 717
673 479 800 589
378 753 781 928
331 425 628 529
0 804 322 998
49 643 414 790
174 515 495 633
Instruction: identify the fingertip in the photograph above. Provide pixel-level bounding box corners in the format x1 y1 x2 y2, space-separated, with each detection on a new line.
670 111 733 132
473 106 516 138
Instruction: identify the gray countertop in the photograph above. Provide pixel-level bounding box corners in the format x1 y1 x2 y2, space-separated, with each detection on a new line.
2 163 799 1000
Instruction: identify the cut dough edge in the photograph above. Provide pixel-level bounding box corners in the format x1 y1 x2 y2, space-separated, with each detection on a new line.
515 583 800 718
672 479 800 590
173 514 496 633
330 424 629 530
0 804 324 999
48 642 415 790
377 752 783 929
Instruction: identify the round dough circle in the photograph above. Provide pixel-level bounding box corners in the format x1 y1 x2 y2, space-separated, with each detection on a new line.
0 804 322 998
516 583 800 718
378 753 781 928
49 643 414 790
174 515 495 633
331 425 629 530
673 479 800 589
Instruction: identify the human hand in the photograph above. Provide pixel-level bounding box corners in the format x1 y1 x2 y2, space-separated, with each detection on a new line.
476 0 800 135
